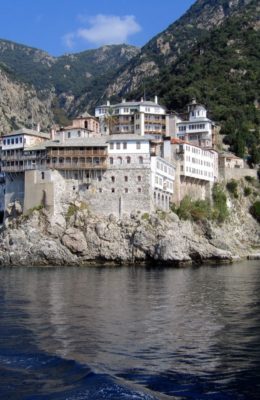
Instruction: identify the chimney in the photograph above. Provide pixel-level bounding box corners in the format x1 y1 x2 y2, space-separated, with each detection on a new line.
154 95 158 104
36 123 41 132
107 100 110 106
141 97 144 102
122 98 126 103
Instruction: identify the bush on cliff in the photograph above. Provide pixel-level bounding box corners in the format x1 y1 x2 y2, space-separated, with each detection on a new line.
250 201 260 223
226 179 239 198
174 196 211 222
212 184 229 223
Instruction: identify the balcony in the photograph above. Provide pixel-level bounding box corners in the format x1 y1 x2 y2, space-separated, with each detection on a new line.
47 149 107 157
47 161 107 170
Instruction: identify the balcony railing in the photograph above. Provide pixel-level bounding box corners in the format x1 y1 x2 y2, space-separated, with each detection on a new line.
47 149 107 157
47 161 107 170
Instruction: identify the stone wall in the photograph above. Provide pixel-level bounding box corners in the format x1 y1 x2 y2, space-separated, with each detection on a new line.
24 170 54 213
173 174 211 205
219 168 257 181
56 165 153 218
4 173 24 210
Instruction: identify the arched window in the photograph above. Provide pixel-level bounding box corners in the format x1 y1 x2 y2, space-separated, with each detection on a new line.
111 176 115 183
139 156 143 164
126 156 131 164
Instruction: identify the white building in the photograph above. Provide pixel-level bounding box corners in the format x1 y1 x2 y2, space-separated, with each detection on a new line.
95 97 166 139
163 137 218 204
176 99 217 149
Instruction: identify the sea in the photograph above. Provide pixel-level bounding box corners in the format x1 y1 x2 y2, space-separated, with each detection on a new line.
0 261 260 399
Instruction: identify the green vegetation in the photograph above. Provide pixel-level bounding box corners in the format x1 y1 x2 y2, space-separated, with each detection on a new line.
226 179 239 198
212 184 229 222
245 176 255 183
172 185 229 223
250 201 260 223
65 202 88 222
173 196 211 222
23 204 44 219
128 0 260 160
141 213 150 221
244 187 252 197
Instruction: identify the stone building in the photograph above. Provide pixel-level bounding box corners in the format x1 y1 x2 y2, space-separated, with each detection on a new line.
1 130 175 218
51 112 100 141
95 97 166 139
218 152 257 181
1 128 50 208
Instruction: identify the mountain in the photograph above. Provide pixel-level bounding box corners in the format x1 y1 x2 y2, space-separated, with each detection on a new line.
103 0 260 158
0 41 139 131
104 0 255 96
0 0 259 160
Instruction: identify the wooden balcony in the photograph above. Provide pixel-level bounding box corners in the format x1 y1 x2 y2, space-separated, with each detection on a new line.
47 161 107 170
47 149 107 157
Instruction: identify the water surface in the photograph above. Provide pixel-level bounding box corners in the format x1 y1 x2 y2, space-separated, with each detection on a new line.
0 261 260 399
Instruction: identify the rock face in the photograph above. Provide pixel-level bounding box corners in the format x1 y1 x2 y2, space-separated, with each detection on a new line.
0 69 54 132
0 42 140 131
0 195 259 266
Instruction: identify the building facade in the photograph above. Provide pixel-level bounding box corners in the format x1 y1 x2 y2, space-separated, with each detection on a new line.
175 99 217 149
1 129 175 218
95 97 166 139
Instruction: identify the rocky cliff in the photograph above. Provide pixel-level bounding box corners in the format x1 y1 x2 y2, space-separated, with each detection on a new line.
0 68 54 132
1 188 259 267
0 42 140 132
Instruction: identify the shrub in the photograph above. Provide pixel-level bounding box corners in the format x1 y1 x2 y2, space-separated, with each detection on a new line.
212 183 229 223
250 201 260 223
175 196 211 222
245 176 254 183
226 179 238 198
141 212 150 221
244 187 252 197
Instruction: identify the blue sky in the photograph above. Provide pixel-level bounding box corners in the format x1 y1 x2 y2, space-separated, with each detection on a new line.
0 0 195 56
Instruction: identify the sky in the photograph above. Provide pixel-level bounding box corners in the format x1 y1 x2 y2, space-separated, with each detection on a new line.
0 0 195 56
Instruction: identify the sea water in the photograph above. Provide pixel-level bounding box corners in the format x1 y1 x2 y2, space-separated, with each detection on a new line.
0 261 260 399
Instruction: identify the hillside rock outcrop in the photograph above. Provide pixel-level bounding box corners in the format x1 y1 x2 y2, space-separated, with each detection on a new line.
0 196 259 267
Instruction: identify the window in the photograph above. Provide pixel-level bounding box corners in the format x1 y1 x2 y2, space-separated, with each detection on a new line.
7 139 10 145
125 188 128 193
136 142 141 150
123 142 127 149
78 131 81 137
139 156 143 164
111 176 115 183
124 176 128 182
137 188 142 193
116 142 120 150
3 140 6 145
20 137 23 143
68 132 71 138
110 143 114 150
41 172 45 180
11 139 14 145
99 188 102 193
15 138 18 144
127 156 131 164
111 188 115 193
137 176 141 182
109 157 113 165
136 124 140 130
